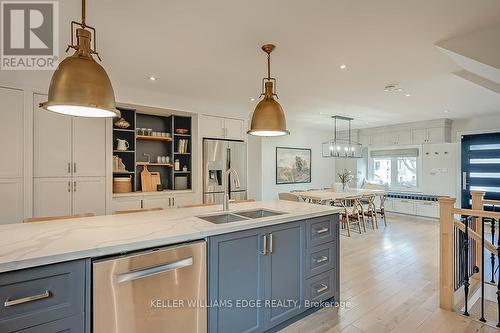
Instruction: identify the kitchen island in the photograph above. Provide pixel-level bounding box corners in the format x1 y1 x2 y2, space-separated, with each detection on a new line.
0 200 341 333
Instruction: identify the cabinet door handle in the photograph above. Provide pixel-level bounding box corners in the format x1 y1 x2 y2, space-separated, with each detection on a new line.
168 198 171 206
4 290 51 307
73 181 77 192
316 284 328 294
67 162 71 174
261 235 267 255
269 233 273 254
172 197 175 207
73 162 77 173
314 255 328 263
67 181 71 192
316 227 329 234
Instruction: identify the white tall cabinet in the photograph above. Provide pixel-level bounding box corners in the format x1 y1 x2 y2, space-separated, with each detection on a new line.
0 87 24 224
33 94 106 217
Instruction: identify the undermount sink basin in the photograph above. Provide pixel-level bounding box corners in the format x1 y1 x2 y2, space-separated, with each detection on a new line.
197 213 247 224
234 209 285 219
197 209 285 224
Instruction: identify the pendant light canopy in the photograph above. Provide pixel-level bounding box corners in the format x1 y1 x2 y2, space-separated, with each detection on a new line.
40 0 119 118
248 44 289 137
322 116 362 158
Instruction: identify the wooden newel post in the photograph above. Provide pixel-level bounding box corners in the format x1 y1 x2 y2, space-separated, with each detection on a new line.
471 191 485 276
439 197 456 311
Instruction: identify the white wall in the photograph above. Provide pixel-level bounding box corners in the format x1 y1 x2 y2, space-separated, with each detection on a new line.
248 122 335 201
451 113 500 141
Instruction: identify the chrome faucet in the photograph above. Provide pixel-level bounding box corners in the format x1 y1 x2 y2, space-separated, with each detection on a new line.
223 168 241 211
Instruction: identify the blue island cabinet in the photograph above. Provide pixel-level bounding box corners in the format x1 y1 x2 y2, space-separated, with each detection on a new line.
208 214 339 333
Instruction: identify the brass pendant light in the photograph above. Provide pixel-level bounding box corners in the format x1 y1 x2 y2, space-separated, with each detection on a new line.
40 0 119 118
247 44 289 136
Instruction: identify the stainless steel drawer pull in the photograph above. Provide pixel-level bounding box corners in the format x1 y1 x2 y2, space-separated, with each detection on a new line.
4 290 51 307
314 256 328 263
115 257 193 283
269 233 273 254
316 227 329 234
261 235 267 255
316 284 328 293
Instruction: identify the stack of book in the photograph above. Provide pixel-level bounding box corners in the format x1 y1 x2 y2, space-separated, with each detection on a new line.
178 139 189 153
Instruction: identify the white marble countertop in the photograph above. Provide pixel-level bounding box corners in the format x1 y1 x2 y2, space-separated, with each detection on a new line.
0 200 341 273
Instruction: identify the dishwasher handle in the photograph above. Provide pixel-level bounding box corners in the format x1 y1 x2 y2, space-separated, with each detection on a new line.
114 257 193 283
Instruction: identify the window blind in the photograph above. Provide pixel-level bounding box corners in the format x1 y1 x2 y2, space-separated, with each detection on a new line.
370 148 419 158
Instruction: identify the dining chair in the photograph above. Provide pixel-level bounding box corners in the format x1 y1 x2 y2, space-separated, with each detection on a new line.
23 213 95 223
361 194 378 229
339 196 365 236
114 208 164 214
376 194 387 226
278 192 301 202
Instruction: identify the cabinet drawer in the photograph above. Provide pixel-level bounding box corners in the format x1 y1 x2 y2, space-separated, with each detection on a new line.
416 202 439 218
305 270 335 304
15 314 84 333
306 215 336 248
0 260 85 332
305 243 335 278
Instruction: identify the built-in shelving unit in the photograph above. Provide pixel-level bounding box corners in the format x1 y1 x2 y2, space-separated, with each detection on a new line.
112 108 192 193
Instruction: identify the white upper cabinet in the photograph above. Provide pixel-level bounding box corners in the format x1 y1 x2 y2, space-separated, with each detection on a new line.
72 177 106 215
359 120 451 147
411 128 427 144
0 178 23 224
199 115 245 141
34 94 73 177
34 94 106 177
73 117 106 177
411 127 446 144
0 88 24 178
224 118 246 140
426 127 446 144
34 177 72 217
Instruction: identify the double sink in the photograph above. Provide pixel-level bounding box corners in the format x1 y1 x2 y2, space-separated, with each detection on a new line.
197 209 285 224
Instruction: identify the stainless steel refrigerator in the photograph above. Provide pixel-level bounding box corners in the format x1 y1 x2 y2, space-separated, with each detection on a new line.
203 139 247 204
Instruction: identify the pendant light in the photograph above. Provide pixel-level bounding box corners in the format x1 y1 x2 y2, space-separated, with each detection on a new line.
247 44 289 136
40 0 119 118
322 116 362 158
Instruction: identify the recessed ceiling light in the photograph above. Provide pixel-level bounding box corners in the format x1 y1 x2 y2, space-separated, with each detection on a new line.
339 64 347 70
444 109 449 113
149 76 157 81
250 98 256 102
405 93 411 97
384 84 403 93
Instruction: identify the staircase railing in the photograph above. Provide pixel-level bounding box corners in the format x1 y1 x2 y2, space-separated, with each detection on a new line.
439 191 500 326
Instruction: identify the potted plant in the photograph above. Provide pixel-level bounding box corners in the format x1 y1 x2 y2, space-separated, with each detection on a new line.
338 169 354 192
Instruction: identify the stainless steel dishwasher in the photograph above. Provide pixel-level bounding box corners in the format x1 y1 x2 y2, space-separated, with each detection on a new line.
93 241 206 333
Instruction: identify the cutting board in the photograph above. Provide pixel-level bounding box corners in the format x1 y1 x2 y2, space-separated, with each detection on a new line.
140 165 154 192
151 172 161 191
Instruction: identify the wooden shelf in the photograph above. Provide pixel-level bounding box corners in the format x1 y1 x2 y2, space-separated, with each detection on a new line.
113 150 135 153
174 133 191 137
137 135 172 142
174 171 191 174
113 171 134 174
136 162 173 167
174 152 191 155
113 128 135 132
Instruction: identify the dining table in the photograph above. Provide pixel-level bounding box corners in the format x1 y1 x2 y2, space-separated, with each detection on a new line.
293 188 385 204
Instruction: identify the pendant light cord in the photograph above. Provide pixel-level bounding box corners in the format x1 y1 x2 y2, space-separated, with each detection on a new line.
81 0 86 27
267 53 271 80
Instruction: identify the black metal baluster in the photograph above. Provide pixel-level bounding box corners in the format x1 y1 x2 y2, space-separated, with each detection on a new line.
480 214 486 322
463 216 470 316
497 244 500 327
492 215 496 283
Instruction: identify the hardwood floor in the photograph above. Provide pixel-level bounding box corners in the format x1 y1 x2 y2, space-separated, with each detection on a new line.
280 213 499 333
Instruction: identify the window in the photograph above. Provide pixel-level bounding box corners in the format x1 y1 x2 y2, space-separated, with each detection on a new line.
369 148 419 189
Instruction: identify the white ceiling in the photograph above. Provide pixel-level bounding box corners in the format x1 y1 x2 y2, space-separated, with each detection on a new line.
4 0 500 129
